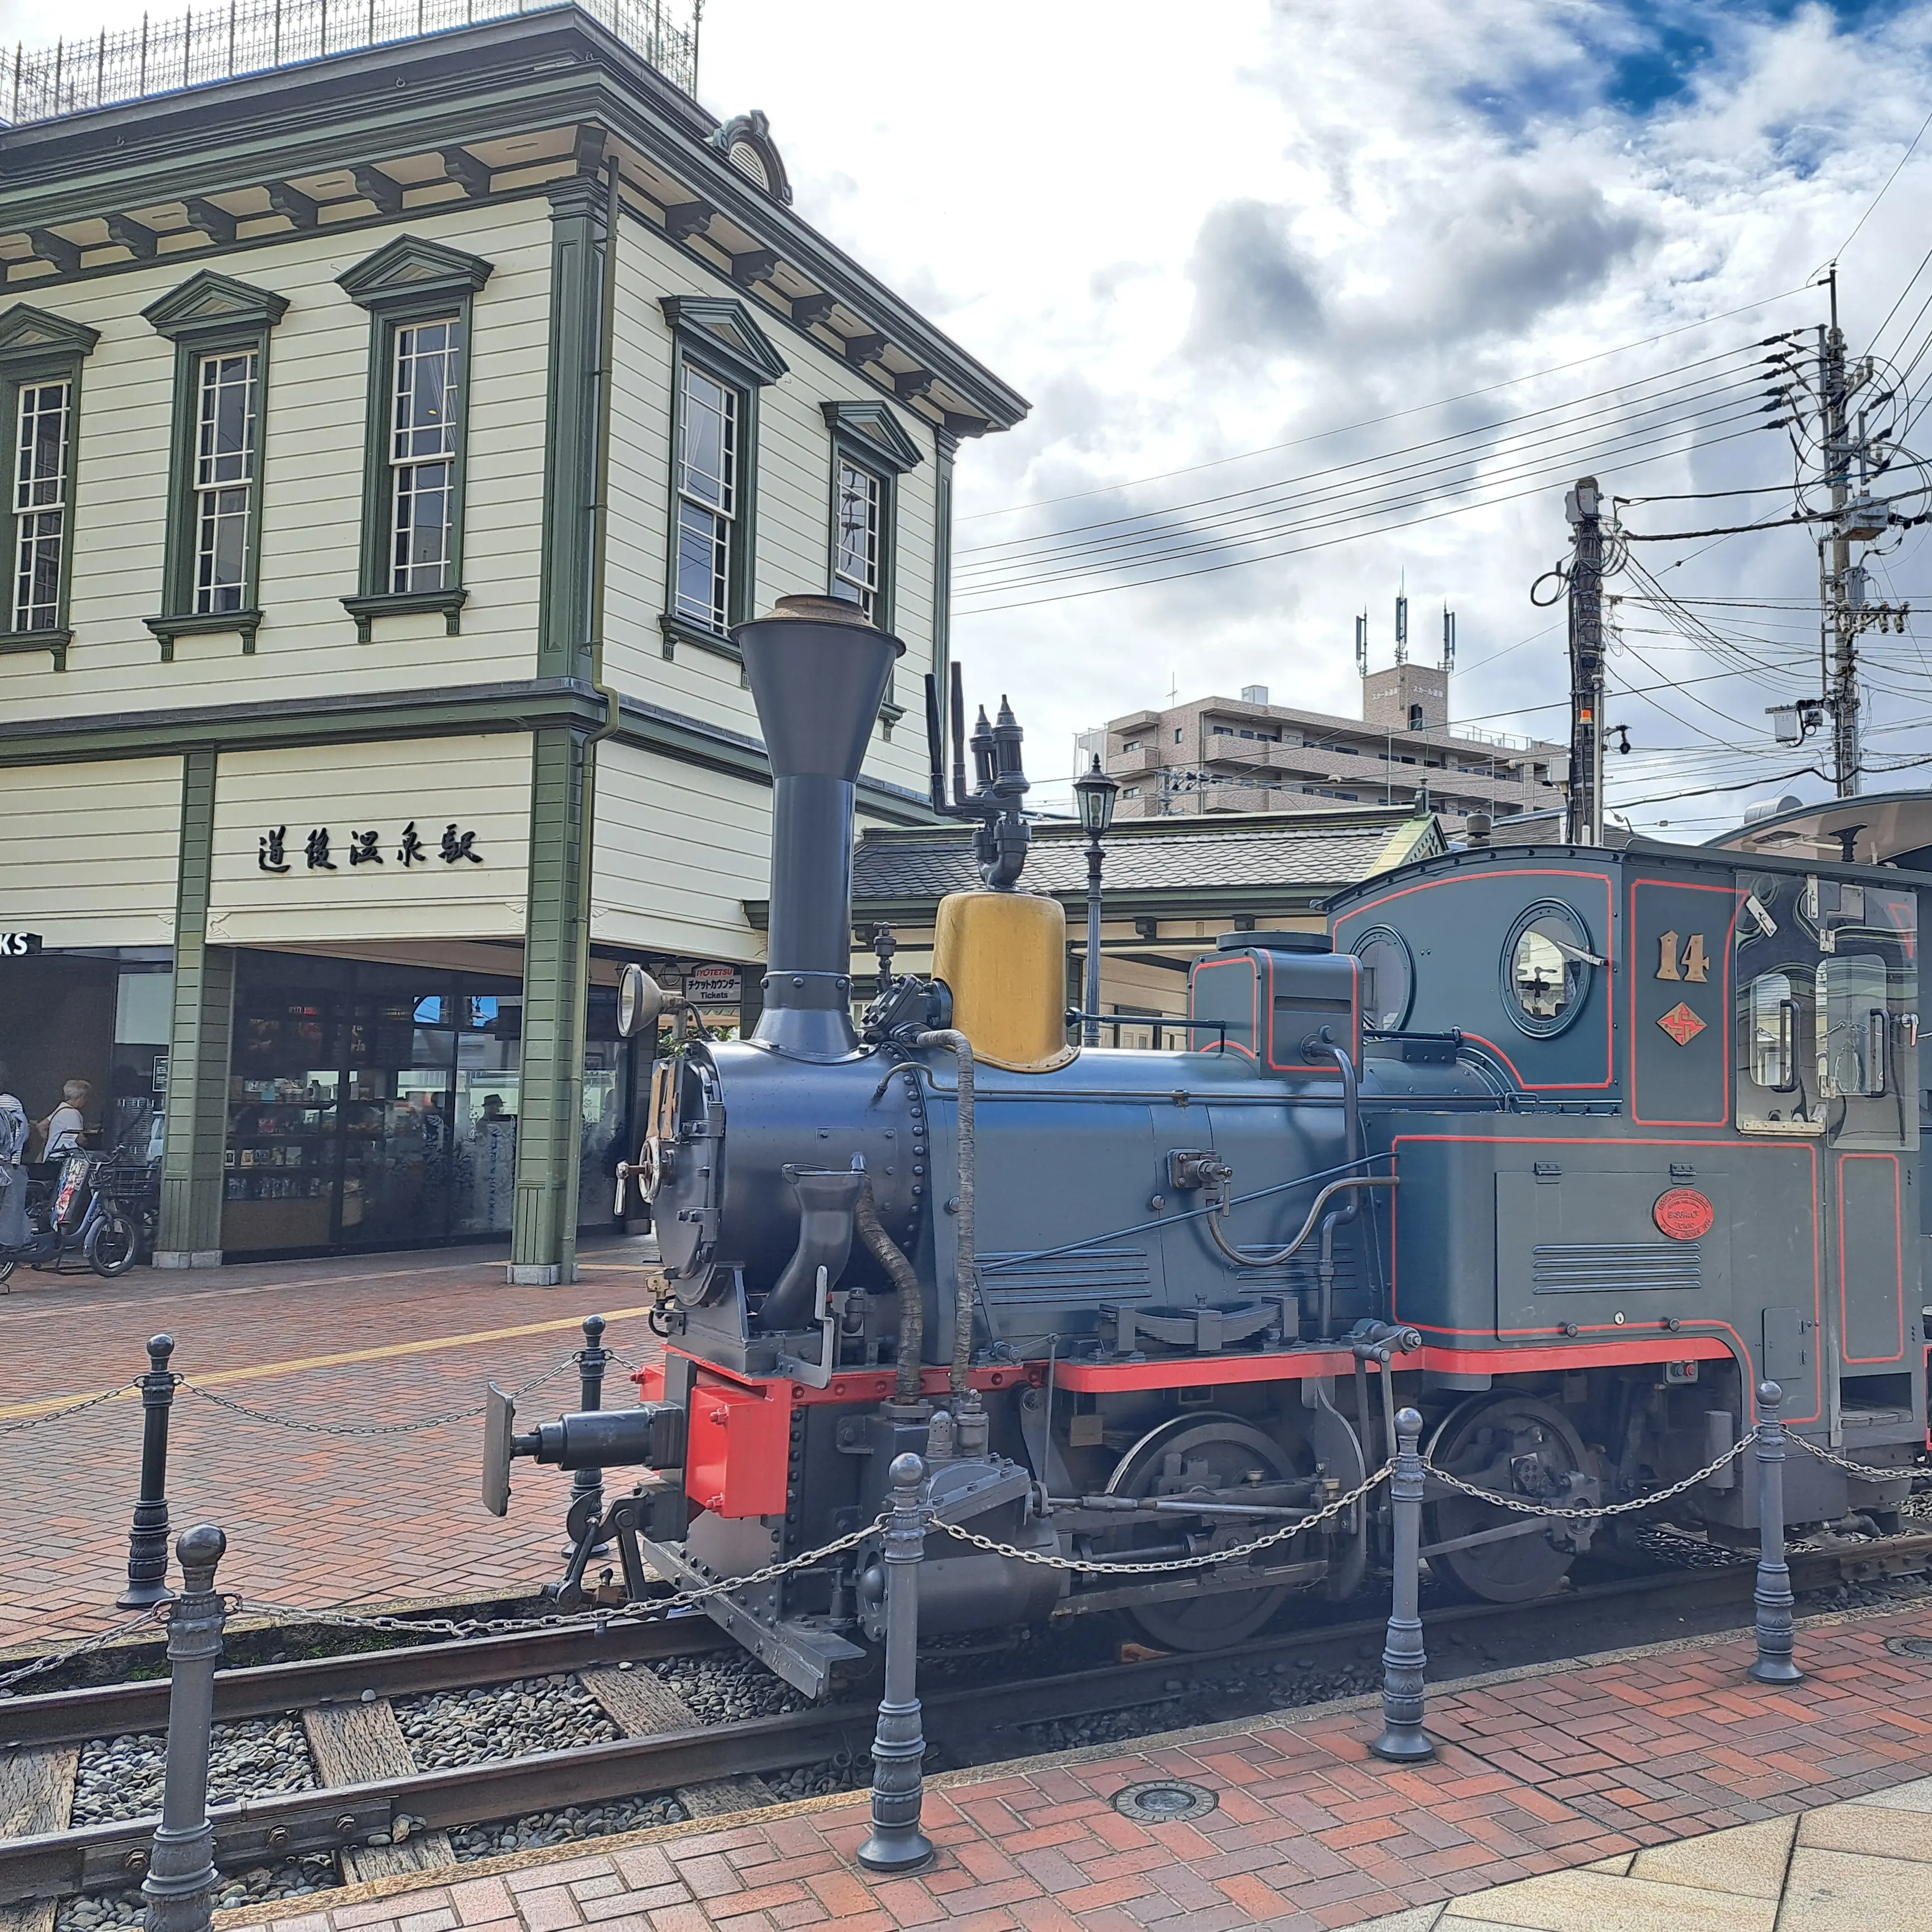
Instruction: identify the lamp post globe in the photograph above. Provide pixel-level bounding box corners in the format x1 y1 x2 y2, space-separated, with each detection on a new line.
1074 754 1119 838
1073 756 1119 1046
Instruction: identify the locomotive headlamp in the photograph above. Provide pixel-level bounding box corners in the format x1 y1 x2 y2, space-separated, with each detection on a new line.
616 964 665 1040
1074 754 1120 836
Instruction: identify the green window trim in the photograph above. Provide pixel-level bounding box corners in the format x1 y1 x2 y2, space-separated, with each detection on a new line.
0 302 99 671
821 399 921 731
337 235 494 644
142 270 289 660
658 294 785 661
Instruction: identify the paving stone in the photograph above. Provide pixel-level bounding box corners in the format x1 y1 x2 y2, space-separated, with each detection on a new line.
1626 1815 1795 1897
1436 1868 1780 1930
1848 1773 1932 1814
1777 1843 1932 1930
1796 1799 1932 1861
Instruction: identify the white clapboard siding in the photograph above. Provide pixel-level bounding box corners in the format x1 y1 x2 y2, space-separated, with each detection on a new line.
591 741 770 960
207 736 532 945
602 219 943 804
0 757 183 946
2 201 553 723
592 741 910 962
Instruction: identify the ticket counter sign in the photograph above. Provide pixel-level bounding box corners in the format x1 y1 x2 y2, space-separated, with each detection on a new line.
686 964 741 1008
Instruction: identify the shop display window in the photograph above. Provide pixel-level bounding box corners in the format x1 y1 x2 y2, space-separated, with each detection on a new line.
222 955 639 1256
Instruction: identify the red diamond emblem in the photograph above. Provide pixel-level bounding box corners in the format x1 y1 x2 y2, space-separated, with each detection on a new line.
1658 1002 1706 1046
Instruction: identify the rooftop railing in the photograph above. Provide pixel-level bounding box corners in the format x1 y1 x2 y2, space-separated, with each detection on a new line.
4 0 698 127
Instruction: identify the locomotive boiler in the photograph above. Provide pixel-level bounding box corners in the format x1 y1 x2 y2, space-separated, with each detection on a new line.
485 596 1929 1698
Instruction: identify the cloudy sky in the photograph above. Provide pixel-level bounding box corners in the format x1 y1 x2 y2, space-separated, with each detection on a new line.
9 0 1931 833
699 0 1932 832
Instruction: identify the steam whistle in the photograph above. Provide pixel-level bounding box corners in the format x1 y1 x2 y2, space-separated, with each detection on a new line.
924 662 1032 889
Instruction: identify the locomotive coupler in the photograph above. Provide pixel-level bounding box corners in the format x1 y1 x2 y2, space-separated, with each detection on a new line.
481 1384 687 1518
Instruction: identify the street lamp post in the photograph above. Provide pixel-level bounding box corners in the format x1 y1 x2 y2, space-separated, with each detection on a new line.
1073 755 1119 1047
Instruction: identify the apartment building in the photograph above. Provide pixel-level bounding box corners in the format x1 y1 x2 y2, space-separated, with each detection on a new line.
1104 659 1565 827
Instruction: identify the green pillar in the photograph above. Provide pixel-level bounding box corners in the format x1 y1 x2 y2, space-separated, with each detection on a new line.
510 172 609 1285
511 726 593 1283
156 747 233 1268
537 175 606 687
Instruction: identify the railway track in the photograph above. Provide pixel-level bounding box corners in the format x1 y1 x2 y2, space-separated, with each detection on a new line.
4 1529 1930 1914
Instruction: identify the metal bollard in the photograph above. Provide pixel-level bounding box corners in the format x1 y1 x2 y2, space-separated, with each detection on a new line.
1749 1380 1804 1685
566 1314 610 1556
141 1526 228 1932
118 1335 178 1609
1371 1406 1435 1762
856 1452 935 1875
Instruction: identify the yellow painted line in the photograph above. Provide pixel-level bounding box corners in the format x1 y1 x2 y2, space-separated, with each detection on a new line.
0 1305 661 1422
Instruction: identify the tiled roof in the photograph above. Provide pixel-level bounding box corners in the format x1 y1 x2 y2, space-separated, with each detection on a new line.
852 817 1431 902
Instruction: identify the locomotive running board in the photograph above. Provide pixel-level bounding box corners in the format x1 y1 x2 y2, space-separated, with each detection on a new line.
639 1536 865 1700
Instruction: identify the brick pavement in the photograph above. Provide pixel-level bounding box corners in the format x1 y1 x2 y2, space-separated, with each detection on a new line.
0 1246 666 1649
213 1602 1932 1932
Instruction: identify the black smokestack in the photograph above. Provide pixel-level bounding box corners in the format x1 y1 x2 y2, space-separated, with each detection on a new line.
735 596 904 1060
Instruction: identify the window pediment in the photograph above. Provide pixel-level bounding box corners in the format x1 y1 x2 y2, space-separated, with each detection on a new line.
822 399 922 475
0 303 99 372
142 270 288 343
337 235 495 313
660 294 788 389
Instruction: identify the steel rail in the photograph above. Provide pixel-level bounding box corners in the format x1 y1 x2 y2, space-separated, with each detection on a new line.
3 1529 1929 1907
0 1615 732 1749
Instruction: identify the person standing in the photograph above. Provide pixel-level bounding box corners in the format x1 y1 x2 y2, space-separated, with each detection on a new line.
37 1078 92 1158
0 1063 30 1251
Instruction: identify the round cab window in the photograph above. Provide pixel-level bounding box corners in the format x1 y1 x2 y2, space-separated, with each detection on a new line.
1503 903 1596 1036
1353 926 1413 1031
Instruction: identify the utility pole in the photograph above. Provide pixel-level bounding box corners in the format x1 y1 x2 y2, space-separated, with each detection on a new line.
1564 475 1605 844
1820 271 1859 796
1762 276 1906 789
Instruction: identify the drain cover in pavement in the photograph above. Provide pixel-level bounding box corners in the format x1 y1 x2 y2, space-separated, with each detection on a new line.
1112 1780 1219 1823
1885 1637 1932 1659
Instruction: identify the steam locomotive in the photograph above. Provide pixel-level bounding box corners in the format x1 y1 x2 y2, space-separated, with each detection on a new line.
485 596 1928 1698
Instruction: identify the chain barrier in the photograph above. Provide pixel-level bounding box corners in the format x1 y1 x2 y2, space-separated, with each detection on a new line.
0 1603 167 1696
1787 1433 1932 1486
224 1514 893 1644
178 1354 582 1437
1419 1432 1755 1522
0 1378 143 1436
3 1337 649 1442
935 1462 1394 1576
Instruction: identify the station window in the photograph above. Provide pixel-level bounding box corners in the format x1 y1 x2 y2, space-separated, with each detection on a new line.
829 451 889 621
1502 901 1596 1037
675 361 741 634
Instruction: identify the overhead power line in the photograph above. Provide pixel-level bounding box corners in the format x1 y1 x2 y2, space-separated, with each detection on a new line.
959 350 1775 567
961 284 1814 521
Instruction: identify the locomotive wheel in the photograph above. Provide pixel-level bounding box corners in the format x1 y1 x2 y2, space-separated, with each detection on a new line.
1103 1414 1297 1651
1423 1395 1592 1604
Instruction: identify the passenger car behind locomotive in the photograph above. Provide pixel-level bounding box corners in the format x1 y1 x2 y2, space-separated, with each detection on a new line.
486 597 1929 1697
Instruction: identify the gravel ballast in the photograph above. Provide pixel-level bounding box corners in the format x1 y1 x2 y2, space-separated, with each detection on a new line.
394 1674 619 1769
68 1718 316 1828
